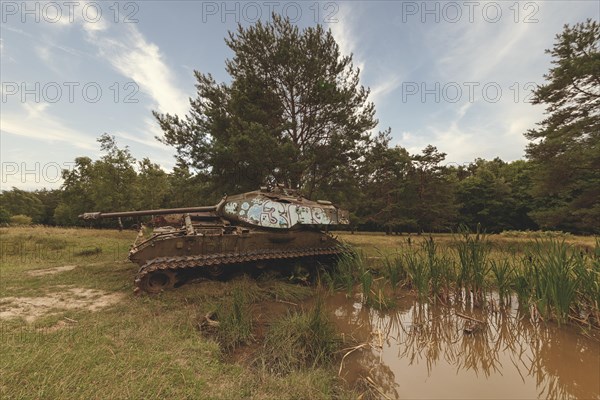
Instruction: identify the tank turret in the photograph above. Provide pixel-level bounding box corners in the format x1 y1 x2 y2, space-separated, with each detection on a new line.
80 186 348 293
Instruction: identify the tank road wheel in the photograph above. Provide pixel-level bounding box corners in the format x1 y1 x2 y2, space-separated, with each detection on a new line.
138 270 177 294
206 265 224 278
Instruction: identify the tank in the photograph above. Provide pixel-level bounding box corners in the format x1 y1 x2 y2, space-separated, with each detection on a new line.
79 185 349 293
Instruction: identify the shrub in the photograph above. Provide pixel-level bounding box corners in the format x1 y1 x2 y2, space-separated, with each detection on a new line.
9 214 32 226
0 206 10 224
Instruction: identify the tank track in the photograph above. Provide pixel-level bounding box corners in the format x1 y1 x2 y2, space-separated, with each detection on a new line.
133 246 343 293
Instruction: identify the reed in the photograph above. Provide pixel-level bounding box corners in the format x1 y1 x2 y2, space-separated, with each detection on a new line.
423 237 445 302
490 258 515 305
513 255 534 310
404 250 429 301
529 240 579 324
380 251 405 289
455 225 490 304
359 265 373 305
333 250 365 294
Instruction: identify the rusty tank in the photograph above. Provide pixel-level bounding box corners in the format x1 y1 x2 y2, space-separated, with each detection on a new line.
80 185 349 293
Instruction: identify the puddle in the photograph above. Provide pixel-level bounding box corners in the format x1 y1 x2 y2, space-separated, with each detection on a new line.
327 293 600 400
0 287 125 322
27 265 77 276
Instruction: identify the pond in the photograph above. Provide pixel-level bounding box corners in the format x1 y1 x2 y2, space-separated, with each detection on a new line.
328 293 600 399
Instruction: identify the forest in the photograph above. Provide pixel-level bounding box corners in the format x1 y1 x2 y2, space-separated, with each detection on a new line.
1 18 598 234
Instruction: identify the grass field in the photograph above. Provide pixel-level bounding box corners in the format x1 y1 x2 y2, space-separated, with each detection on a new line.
1 227 598 399
0 227 352 399
334 230 597 257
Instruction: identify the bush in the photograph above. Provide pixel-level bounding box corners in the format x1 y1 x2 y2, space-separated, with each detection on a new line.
0 206 10 224
9 214 32 225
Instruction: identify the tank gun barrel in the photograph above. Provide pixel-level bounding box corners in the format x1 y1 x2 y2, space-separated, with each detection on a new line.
79 206 218 220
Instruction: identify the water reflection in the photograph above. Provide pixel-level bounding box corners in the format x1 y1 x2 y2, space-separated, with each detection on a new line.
330 293 600 399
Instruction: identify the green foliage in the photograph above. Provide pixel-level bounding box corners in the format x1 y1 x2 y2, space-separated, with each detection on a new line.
424 237 444 300
456 158 537 232
0 188 44 223
137 158 170 209
355 138 458 232
525 19 600 233
33 189 62 225
155 14 376 198
58 156 96 225
0 206 10 223
92 134 140 212
167 160 210 206
359 266 373 305
55 135 211 227
9 214 33 225
53 202 78 226
410 145 459 231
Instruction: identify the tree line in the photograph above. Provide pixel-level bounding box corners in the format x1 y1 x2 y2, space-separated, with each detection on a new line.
1 17 597 234
0 138 573 233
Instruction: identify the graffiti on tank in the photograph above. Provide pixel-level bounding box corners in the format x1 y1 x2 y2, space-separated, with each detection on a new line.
223 198 333 228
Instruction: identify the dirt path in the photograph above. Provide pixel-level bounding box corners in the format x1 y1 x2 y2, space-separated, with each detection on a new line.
0 287 125 322
27 265 77 276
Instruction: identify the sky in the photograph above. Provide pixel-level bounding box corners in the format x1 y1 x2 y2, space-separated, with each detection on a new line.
1 0 598 190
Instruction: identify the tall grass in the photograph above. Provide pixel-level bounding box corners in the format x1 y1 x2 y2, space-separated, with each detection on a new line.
332 250 365 294
380 251 405 289
359 267 373 304
513 256 533 309
490 259 515 305
455 225 490 304
255 296 338 375
404 250 429 301
528 240 580 324
331 230 599 328
215 287 253 349
573 242 600 323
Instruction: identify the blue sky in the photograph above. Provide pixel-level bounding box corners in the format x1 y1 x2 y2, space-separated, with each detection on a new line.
1 1 598 189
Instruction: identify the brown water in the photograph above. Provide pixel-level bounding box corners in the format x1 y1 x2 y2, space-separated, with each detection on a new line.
327 293 600 399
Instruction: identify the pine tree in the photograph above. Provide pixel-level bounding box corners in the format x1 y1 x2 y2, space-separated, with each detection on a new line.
154 15 376 198
525 19 599 232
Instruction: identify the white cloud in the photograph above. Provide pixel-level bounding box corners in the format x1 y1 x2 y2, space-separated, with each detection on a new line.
329 4 402 116
81 17 108 33
0 38 16 63
84 24 189 117
370 75 402 106
1 103 95 150
115 118 168 151
329 6 365 73
35 46 51 62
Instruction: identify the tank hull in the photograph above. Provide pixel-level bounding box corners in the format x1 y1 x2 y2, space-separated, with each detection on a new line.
130 225 344 293
130 227 340 266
